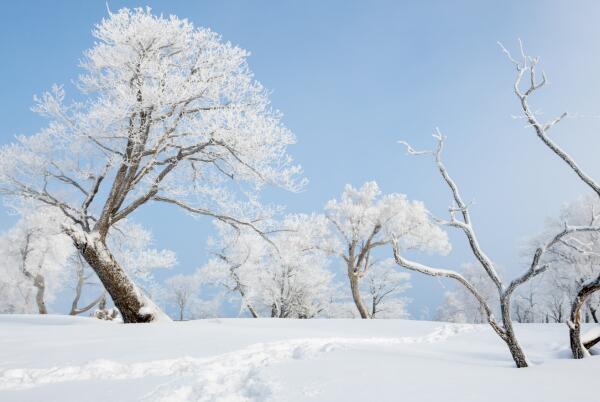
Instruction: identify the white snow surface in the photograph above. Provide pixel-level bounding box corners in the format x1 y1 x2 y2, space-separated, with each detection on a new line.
0 315 598 402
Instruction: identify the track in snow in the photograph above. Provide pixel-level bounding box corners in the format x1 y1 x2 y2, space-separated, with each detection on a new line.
0 324 476 401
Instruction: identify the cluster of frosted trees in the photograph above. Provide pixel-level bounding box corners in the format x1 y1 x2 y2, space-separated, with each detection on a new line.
0 9 598 367
185 183 434 320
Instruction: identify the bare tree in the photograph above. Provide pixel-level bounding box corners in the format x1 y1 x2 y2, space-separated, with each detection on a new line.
395 42 600 365
396 132 547 367
500 41 600 359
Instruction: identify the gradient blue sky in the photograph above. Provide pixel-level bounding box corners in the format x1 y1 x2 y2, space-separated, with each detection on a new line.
2 1 600 317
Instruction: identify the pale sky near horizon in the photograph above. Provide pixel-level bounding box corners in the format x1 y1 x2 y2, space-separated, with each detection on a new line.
2 1 600 317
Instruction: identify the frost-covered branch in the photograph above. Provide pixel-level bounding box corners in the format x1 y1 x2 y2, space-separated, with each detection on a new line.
499 41 600 198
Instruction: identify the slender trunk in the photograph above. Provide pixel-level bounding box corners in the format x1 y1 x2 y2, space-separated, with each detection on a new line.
179 306 184 321
500 293 529 368
589 305 598 324
568 276 600 359
371 297 377 318
70 265 85 315
246 302 260 318
33 274 47 315
69 261 105 316
71 231 168 323
348 267 370 319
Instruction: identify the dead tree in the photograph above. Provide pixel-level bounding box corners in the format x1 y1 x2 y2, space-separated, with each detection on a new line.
500 41 600 359
394 42 600 367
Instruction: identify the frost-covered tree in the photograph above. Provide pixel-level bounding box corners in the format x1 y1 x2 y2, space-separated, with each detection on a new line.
0 8 303 322
0 207 73 314
325 181 449 318
200 214 336 318
165 274 199 320
394 42 600 366
437 263 499 324
361 259 411 318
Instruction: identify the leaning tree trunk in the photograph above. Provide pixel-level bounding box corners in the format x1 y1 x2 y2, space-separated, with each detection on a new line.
70 231 168 323
569 275 600 359
348 267 370 319
33 274 47 315
500 293 529 368
245 302 260 318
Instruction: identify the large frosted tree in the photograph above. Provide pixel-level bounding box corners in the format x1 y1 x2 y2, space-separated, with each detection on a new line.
0 8 303 322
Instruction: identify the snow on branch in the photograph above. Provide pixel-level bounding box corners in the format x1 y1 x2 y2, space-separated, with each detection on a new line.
499 41 600 199
398 132 503 291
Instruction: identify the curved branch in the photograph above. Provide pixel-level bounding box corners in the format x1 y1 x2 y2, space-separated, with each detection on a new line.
391 239 506 339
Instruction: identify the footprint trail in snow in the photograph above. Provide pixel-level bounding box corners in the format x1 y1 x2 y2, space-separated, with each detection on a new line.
0 324 477 401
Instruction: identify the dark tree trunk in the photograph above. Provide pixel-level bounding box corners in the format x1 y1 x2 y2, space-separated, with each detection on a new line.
33 274 47 315
569 276 600 359
500 293 529 368
71 232 164 323
589 305 598 324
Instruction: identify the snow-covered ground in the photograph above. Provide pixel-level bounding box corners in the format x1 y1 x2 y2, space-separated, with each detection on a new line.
0 315 598 402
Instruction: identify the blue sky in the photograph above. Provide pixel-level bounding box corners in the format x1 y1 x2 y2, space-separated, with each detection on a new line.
2 1 600 317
